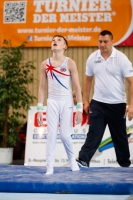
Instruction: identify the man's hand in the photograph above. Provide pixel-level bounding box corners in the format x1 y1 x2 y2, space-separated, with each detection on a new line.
84 101 90 114
75 112 82 125
37 112 43 126
125 105 133 121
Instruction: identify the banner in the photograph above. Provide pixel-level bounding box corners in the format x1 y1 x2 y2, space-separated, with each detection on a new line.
24 106 133 167
0 0 133 47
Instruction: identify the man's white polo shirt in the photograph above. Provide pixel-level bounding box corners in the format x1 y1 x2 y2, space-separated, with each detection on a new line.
86 47 133 104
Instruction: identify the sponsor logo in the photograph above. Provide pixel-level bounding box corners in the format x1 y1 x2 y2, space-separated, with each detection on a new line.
94 60 101 63
34 111 90 127
27 36 32 41
69 107 73 109
60 66 66 72
33 133 87 140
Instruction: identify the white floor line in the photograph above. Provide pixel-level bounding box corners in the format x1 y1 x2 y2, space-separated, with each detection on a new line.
0 193 131 200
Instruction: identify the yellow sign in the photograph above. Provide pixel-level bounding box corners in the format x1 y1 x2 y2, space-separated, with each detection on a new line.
0 0 133 47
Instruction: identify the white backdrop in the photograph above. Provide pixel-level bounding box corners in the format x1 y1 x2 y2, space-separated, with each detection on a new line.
24 106 133 167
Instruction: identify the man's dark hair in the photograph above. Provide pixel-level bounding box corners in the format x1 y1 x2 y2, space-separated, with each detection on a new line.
52 35 68 47
99 30 113 40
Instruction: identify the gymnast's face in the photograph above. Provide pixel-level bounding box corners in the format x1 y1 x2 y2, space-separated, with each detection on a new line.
51 36 67 52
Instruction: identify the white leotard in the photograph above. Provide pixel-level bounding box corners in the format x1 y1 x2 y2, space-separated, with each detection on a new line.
46 57 72 100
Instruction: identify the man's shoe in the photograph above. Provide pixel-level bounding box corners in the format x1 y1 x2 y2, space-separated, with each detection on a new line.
76 159 89 168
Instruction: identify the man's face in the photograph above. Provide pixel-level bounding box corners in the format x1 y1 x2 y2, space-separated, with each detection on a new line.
51 37 67 52
98 34 113 54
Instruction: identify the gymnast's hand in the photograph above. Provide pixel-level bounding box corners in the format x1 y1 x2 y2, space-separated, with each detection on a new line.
75 111 82 125
37 112 43 126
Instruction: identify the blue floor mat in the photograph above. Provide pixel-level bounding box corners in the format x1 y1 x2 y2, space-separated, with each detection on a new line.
0 165 133 194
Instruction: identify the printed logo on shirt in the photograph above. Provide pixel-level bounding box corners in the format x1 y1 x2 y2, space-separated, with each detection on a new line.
130 70 133 73
94 60 102 63
60 66 66 72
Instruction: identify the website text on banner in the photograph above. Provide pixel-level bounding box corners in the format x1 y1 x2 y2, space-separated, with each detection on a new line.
24 106 133 167
0 0 133 47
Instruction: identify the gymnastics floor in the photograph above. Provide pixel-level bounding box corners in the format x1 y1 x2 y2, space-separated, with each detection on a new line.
0 165 133 200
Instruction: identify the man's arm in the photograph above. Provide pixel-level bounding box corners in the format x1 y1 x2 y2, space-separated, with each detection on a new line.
125 76 133 121
84 75 93 113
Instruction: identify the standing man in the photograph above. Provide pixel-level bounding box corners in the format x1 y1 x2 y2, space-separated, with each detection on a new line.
76 30 133 168
37 35 83 175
